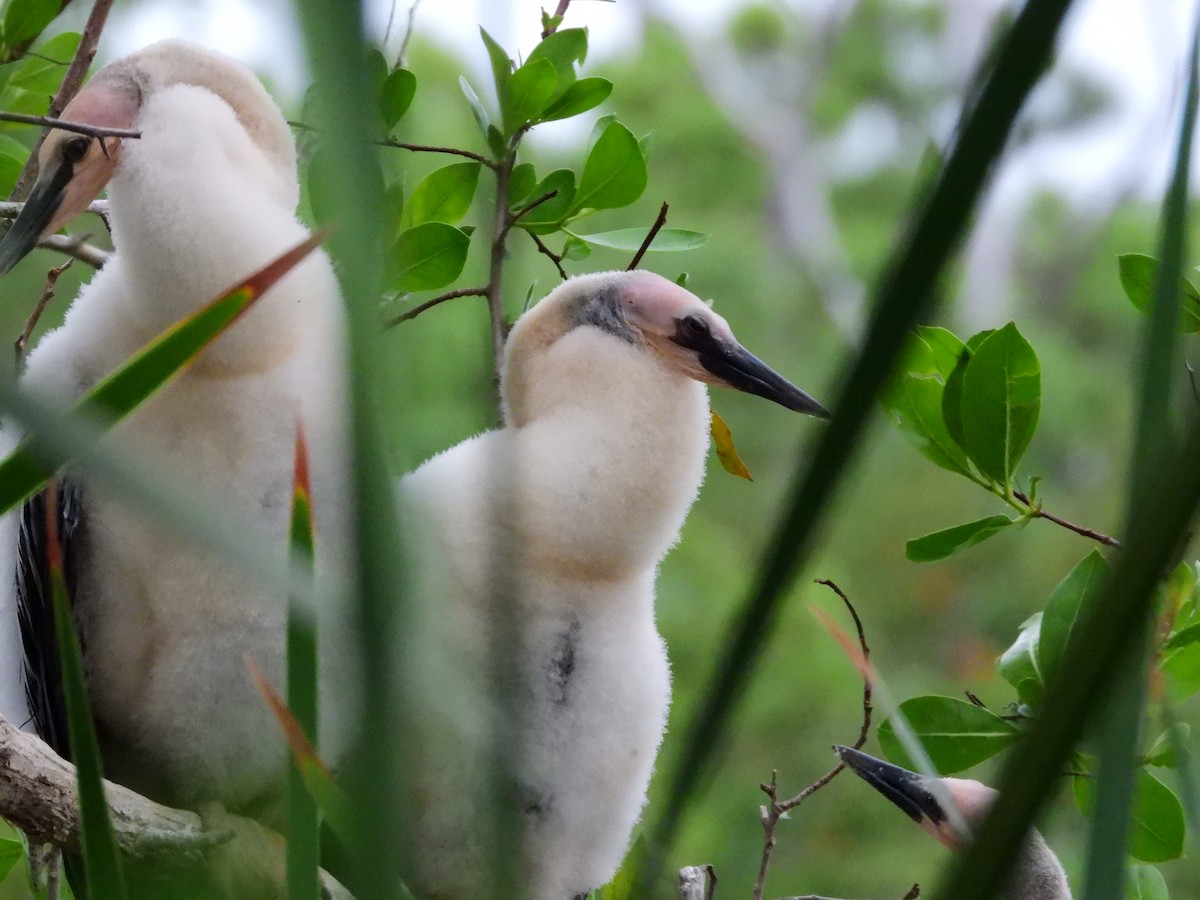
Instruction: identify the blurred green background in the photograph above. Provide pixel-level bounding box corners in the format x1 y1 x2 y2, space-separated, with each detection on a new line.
0 0 1196 897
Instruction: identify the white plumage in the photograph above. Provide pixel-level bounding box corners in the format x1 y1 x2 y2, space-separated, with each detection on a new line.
400 270 827 899
836 746 1071 899
0 40 350 823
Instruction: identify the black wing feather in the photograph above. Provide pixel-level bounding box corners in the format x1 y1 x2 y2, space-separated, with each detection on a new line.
15 480 84 760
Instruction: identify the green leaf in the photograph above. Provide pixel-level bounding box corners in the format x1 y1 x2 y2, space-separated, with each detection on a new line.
572 121 647 213
479 27 512 117
561 235 591 261
1075 769 1186 862
9 30 79 92
0 234 327 516
1162 640 1200 699
379 68 416 130
515 168 575 233
905 515 1014 562
1 0 58 47
1125 864 1170 900
400 162 481 229
1145 723 1189 768
46 492 128 897
383 178 405 240
390 222 470 292
0 133 26 196
508 162 537 208
587 112 617 147
884 332 974 478
1164 621 1200 651
1164 560 1196 620
878 696 1019 774
541 77 613 122
0 838 22 883
568 227 708 252
958 322 1041 485
458 76 491 142
504 58 558 136
997 612 1043 693
526 27 587 92
1038 550 1110 688
916 325 966 378
1119 253 1200 333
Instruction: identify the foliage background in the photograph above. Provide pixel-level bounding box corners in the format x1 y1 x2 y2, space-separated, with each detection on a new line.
0 0 1195 897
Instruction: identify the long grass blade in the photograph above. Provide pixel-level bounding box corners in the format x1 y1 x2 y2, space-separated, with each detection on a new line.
647 0 1080 873
45 487 127 898
0 232 327 514
286 427 320 900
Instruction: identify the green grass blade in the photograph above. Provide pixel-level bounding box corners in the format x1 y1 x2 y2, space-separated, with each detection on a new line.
287 428 320 900
45 489 127 898
645 0 1079 876
0 232 326 515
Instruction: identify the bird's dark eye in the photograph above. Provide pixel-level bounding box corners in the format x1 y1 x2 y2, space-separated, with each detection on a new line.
61 136 91 165
681 315 710 340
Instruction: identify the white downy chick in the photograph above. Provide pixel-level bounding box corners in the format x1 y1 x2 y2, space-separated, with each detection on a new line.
836 745 1071 900
0 40 350 825
400 270 829 899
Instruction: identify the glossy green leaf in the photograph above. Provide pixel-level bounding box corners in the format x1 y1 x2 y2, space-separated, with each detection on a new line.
9 30 79 92
1145 723 1190 768
905 515 1014 562
1075 769 1186 862
390 222 470 292
508 162 537 208
1038 550 1111 688
1162 640 1200 699
504 58 558 136
47 496 128 897
1164 561 1196 621
997 612 1043 692
572 121 648 213
1 0 58 47
568 227 708 252
561 235 591 261
878 696 1019 774
958 322 1041 485
479 27 512 117
401 162 481 229
526 27 587 92
0 234 326 516
379 68 416 130
541 77 613 122
916 325 966 378
1119 253 1200 333
1164 621 1200 652
0 133 25 196
515 168 575 233
884 332 974 477
458 76 491 142
0 839 22 883
1125 864 1170 900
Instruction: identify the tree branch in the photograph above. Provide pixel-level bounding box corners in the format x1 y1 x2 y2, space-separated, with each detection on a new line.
0 714 353 897
15 258 72 371
0 112 140 142
1011 490 1120 547
0 200 109 220
506 190 558 231
385 286 488 327
37 233 110 269
11 0 120 200
751 579 873 900
627 201 669 271
528 231 567 280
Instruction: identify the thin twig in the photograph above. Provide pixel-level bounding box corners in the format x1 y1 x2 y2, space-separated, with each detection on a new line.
11 0 119 200
395 0 423 69
627 200 668 271
0 200 109 219
16 258 72 371
751 579 872 900
1011 490 1120 547
385 286 487 327
37 233 109 269
529 231 567 280
290 121 500 169
0 111 140 141
541 0 573 38
504 189 558 236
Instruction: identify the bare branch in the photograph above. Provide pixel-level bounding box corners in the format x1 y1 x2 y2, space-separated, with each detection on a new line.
11 0 121 200
0 111 140 142
37 234 110 269
0 200 110 220
395 0 423 69
751 579 873 900
16 258 72 371
385 286 488 328
528 231 567 280
288 121 498 169
1010 490 1120 547
506 190 558 231
627 201 669 271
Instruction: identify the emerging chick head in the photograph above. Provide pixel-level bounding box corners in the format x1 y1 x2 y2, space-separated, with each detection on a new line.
502 270 830 426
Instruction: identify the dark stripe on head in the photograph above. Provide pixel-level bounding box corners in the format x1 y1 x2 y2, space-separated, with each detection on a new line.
571 281 637 344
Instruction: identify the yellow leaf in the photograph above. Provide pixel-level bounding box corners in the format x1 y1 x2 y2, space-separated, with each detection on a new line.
710 409 752 481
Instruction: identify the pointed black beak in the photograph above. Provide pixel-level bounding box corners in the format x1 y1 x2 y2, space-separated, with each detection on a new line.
698 340 830 418
834 745 947 827
0 159 72 277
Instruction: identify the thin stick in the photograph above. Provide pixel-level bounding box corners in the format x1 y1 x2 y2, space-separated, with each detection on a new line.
528 231 567 280
507 190 558 230
395 0 423 69
15 258 72 370
1011 490 1120 547
627 201 668 271
385 286 487 327
0 112 140 141
751 578 872 900
37 234 109 269
0 200 109 219
291 122 501 170
11 0 119 200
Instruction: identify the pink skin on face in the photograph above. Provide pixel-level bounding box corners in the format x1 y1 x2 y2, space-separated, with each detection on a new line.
919 777 998 850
